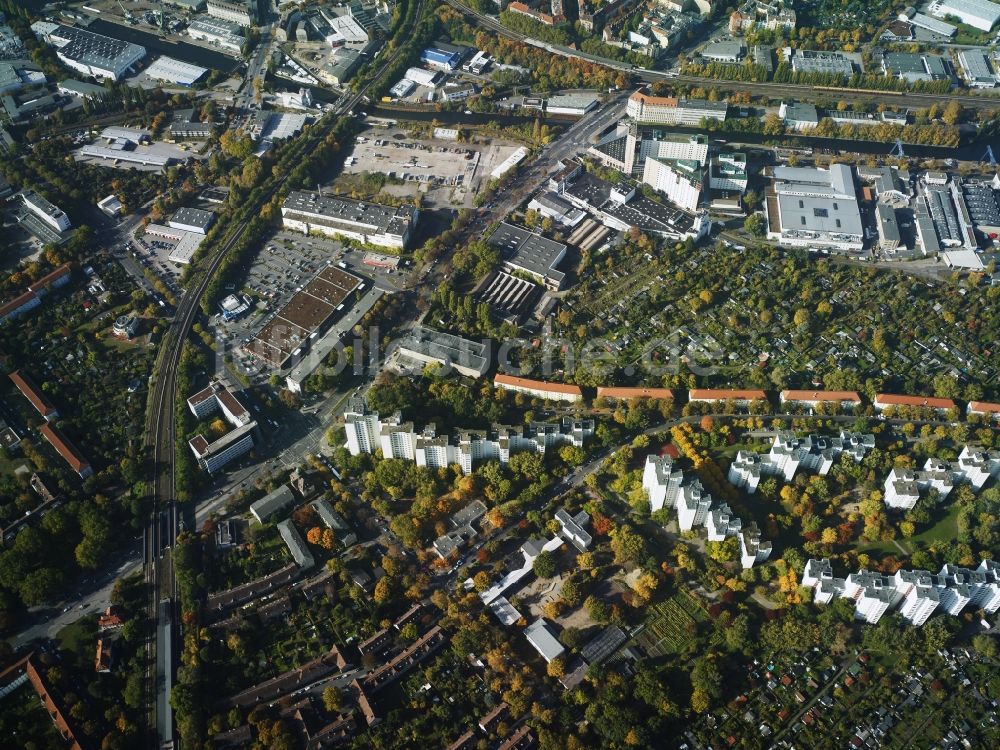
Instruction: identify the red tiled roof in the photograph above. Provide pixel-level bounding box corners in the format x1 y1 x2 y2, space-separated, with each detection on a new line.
629 91 679 107
9 370 58 417
968 401 1000 415
781 390 862 403
689 388 767 401
25 658 83 750
494 374 582 396
0 290 37 319
28 263 72 293
40 423 91 475
874 393 956 410
596 386 674 400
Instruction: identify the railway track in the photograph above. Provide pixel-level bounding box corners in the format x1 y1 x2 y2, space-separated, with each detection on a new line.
139 3 425 743
443 0 1000 111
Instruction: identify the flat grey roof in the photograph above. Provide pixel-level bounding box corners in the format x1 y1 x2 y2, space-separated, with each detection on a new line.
525 619 565 662
171 206 215 230
487 222 566 286
397 325 489 374
283 190 416 238
59 78 107 96
43 23 145 71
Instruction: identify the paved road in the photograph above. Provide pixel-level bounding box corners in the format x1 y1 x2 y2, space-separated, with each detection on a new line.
7 552 142 648
444 0 1000 111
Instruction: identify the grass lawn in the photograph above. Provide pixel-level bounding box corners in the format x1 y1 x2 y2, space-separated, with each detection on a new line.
0 449 32 481
57 614 99 671
857 502 961 557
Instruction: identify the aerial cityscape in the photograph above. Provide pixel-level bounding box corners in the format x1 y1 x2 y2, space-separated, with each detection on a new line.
1 0 1000 748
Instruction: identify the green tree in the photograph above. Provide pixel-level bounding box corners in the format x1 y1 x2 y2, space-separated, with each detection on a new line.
322 685 343 713
533 550 557 579
744 213 766 237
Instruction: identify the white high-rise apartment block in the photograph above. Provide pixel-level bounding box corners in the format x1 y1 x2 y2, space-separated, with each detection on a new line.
642 455 684 512
706 503 741 542
21 189 71 232
894 570 941 626
844 571 898 624
738 525 772 569
955 445 1000 490
883 459 955 509
936 579 972 615
803 558 846 604
643 453 772 569
941 564 1000 614
677 481 712 531
728 451 765 493
883 467 921 509
804 558 1000 624
344 398 381 456
379 415 417 461
641 157 703 211
729 431 874 493
344 400 594 475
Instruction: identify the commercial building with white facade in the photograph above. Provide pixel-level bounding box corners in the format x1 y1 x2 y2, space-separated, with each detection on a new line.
31 22 145 81
764 164 864 251
186 381 256 473
957 48 998 87
206 0 257 26
788 49 855 76
624 91 728 125
169 207 215 234
282 191 417 249
144 56 208 86
187 16 245 52
20 189 71 232
929 0 1000 31
402 66 438 86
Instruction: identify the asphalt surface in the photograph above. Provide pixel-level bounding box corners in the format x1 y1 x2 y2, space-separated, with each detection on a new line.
444 0 1000 111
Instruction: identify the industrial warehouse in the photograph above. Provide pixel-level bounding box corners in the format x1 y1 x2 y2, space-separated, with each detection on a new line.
30 21 145 81
281 191 419 250
244 265 363 369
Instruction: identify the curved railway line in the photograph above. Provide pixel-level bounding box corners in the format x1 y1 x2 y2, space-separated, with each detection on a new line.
140 4 425 742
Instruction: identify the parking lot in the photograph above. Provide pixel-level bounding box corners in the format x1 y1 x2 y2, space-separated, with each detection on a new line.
339 127 525 208
129 229 185 293
207 227 412 381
